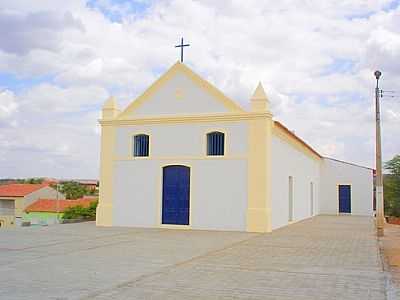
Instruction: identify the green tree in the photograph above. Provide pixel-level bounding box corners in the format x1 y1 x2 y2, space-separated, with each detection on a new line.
385 154 400 176
15 178 44 184
384 155 400 217
58 181 88 199
27 178 44 184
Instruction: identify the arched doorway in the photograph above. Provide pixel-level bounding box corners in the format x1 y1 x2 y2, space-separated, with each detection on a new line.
162 165 190 225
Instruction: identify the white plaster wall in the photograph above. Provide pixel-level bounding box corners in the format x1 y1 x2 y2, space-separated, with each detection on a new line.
270 135 321 230
112 121 248 231
192 160 247 231
113 160 159 227
319 158 373 216
115 122 247 158
113 159 247 230
129 72 230 117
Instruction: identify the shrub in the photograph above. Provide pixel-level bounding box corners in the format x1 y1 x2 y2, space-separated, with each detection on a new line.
62 201 98 220
384 155 400 217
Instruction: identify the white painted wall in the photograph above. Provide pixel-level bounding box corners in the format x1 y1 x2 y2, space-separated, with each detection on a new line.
319 158 373 216
270 135 320 230
191 159 247 231
112 122 248 231
115 122 248 158
113 160 159 227
128 72 230 117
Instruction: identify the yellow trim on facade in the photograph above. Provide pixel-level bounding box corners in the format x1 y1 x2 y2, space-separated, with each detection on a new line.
117 62 244 119
96 123 115 226
101 112 271 126
272 122 321 162
114 155 247 161
246 116 273 233
156 163 193 229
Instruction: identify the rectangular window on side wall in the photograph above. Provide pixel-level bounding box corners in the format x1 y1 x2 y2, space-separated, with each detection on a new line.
133 134 149 157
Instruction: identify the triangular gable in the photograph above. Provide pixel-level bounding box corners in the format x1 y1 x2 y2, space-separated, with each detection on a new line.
118 62 244 119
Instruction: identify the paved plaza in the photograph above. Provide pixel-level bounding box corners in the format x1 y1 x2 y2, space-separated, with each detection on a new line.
0 216 386 299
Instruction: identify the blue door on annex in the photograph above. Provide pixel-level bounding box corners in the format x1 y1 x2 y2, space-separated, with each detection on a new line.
162 165 190 225
338 185 351 213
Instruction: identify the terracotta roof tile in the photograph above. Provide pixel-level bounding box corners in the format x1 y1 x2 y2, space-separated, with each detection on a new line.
274 121 322 158
25 198 97 213
0 183 49 197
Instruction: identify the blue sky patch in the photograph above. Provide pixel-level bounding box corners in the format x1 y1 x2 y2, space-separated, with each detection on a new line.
384 0 400 12
320 58 355 76
0 73 54 92
86 0 152 22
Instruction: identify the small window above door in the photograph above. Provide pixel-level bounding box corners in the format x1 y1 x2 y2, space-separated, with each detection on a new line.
133 134 149 157
207 131 225 156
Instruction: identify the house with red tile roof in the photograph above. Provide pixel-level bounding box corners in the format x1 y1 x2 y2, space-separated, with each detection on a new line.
0 183 64 228
24 197 97 225
74 179 98 191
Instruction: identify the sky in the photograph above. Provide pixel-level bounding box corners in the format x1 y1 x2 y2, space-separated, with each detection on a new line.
0 0 399 179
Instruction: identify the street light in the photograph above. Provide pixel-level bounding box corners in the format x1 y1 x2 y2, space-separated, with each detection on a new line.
374 70 384 237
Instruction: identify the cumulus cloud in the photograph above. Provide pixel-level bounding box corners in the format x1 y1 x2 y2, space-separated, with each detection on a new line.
0 10 84 55
0 0 399 178
0 89 18 120
20 83 108 113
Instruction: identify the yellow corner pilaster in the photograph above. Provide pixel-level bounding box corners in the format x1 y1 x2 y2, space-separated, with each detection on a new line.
96 123 115 226
247 83 272 232
247 116 272 233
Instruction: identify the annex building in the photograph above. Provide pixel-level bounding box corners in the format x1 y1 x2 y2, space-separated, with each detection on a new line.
96 62 373 232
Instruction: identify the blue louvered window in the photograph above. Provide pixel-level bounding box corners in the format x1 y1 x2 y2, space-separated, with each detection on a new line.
207 131 225 156
133 134 149 157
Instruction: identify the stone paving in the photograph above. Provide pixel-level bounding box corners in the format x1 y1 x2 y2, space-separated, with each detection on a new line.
0 215 386 299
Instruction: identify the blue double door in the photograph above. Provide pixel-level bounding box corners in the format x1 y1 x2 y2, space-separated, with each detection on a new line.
162 165 190 225
338 185 351 213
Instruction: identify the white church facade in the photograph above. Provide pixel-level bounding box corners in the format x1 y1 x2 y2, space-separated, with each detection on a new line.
96 62 373 232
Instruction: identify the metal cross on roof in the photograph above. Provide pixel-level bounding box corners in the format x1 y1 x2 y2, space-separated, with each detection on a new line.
175 38 190 63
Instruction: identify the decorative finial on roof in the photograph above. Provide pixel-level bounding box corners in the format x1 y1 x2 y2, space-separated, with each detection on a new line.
251 82 269 101
102 96 119 119
251 82 270 112
103 96 117 109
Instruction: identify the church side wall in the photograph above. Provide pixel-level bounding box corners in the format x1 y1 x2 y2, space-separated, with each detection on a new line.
112 122 248 231
319 158 373 216
270 135 320 230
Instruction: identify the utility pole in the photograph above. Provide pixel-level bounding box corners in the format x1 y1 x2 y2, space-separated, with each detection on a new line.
374 70 384 237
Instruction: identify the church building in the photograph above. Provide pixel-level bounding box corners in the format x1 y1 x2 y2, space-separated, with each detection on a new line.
96 62 373 232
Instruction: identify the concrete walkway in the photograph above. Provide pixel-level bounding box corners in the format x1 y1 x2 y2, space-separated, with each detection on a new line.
0 216 385 299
